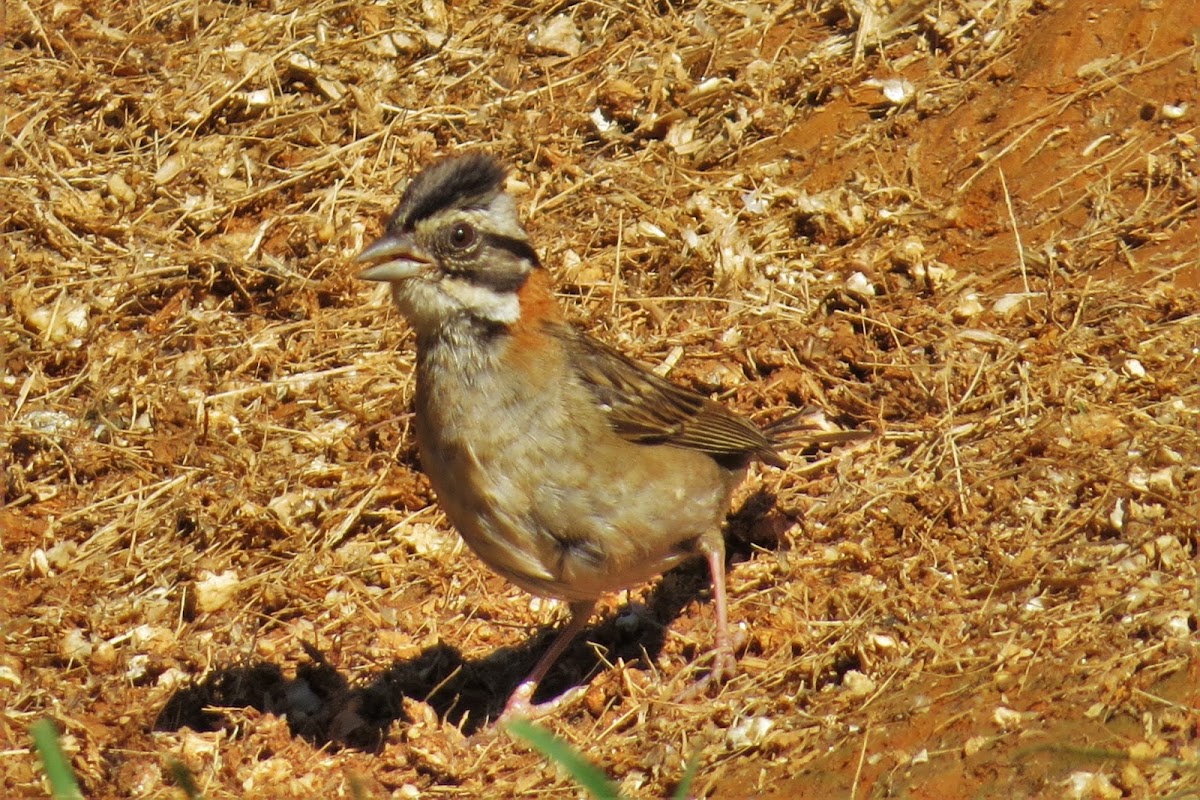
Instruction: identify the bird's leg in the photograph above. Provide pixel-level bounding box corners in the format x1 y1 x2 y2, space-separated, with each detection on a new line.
703 539 737 681
678 537 739 700
500 599 596 721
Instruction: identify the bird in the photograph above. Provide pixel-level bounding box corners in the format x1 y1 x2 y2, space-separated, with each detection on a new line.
357 152 859 720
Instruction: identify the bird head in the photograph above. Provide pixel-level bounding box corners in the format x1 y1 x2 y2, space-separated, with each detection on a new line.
357 152 540 336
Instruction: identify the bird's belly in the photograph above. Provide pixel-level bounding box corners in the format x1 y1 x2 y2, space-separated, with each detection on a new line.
417 410 734 602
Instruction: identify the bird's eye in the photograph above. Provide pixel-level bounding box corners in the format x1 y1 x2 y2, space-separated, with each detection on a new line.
449 222 477 249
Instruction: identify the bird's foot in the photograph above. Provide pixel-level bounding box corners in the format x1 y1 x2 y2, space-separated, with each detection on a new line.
498 680 588 723
679 624 747 700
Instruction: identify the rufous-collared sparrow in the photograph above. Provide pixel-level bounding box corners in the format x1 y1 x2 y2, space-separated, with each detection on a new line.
357 152 859 720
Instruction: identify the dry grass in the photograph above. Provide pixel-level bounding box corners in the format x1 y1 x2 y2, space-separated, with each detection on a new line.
2 0 1199 797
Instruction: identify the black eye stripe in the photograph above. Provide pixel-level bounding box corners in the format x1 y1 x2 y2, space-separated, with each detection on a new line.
440 230 539 293
453 269 531 294
483 233 541 268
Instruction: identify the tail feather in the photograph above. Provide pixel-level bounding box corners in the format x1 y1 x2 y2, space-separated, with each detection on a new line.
761 406 871 452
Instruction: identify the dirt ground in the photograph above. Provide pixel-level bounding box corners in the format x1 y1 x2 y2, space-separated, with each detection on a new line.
3 0 1199 797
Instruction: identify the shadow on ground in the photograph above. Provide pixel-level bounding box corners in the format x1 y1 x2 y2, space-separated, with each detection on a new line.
153 548 752 747
154 490 794 747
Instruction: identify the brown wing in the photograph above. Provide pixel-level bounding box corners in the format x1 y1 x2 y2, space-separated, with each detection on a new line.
550 324 786 468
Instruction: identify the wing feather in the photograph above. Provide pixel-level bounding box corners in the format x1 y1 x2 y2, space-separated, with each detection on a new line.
550 324 785 468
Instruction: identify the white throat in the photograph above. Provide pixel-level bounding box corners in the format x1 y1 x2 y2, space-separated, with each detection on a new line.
440 277 521 325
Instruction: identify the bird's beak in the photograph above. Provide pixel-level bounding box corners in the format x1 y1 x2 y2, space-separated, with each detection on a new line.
356 232 433 282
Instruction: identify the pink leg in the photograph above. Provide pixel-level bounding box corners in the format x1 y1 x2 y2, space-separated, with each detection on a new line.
500 599 596 721
679 540 737 700
705 544 737 681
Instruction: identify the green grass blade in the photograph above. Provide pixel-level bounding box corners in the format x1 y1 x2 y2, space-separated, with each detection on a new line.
166 759 204 799
505 718 624 800
30 719 84 800
672 749 700 800
348 774 371 800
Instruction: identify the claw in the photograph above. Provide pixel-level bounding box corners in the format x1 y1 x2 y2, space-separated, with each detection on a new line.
499 680 589 722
